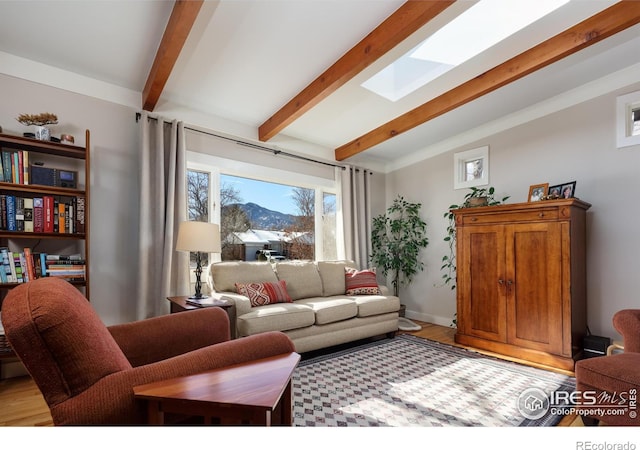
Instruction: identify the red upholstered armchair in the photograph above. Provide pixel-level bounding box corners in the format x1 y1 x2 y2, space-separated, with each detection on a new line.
3 277 296 425
575 309 640 426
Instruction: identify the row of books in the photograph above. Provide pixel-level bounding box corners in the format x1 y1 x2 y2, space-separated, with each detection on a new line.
0 248 86 284
0 195 85 233
0 150 30 184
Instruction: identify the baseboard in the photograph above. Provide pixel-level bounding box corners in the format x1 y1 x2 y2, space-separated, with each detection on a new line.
405 310 455 328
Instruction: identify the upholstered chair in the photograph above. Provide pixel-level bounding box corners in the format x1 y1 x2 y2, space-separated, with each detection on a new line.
3 277 296 425
575 309 640 426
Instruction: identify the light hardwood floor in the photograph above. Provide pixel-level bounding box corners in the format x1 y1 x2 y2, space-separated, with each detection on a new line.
0 320 582 426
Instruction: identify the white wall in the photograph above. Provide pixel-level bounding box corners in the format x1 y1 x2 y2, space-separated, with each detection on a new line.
387 81 640 341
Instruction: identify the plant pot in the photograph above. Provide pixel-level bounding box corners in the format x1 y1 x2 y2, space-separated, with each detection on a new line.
34 126 50 141
467 196 488 207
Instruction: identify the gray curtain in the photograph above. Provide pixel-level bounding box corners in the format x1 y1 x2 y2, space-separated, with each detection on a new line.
340 165 372 269
136 112 189 319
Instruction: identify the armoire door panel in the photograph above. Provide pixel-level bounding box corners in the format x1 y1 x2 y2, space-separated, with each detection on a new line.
459 226 506 342
507 223 563 353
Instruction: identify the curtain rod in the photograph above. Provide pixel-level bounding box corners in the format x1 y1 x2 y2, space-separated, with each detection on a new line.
135 112 346 170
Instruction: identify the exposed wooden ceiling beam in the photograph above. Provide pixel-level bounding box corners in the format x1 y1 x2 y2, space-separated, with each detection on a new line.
258 0 456 142
335 0 640 161
142 0 204 112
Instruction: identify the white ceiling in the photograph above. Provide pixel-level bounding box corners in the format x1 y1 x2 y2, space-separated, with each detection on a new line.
0 0 638 172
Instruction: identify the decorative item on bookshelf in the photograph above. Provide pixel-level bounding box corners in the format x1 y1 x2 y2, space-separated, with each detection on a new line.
60 134 74 145
16 113 58 142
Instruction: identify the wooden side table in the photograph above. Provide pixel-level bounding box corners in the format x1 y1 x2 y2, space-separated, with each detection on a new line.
134 352 301 426
167 295 236 338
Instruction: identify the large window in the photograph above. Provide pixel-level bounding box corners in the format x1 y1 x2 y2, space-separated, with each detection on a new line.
186 170 211 267
186 161 338 262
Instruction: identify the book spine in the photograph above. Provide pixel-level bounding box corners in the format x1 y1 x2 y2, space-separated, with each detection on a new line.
45 254 85 264
0 261 6 283
33 252 42 278
18 151 24 185
53 198 59 232
12 152 18 183
19 252 29 282
7 250 16 282
6 195 16 231
23 197 34 232
44 196 54 232
15 197 24 231
69 198 75 233
23 247 36 281
58 201 65 233
10 252 20 283
0 247 12 283
0 195 6 230
76 197 85 233
40 253 47 277
1 151 12 183
22 151 29 185
33 197 43 232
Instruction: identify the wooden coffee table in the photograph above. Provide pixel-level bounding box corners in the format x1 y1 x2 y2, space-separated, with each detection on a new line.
133 352 300 426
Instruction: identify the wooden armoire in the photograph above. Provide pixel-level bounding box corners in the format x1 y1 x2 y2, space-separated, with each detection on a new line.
453 198 591 370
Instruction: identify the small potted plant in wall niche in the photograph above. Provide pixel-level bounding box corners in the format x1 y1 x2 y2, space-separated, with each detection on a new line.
370 195 428 331
441 186 509 325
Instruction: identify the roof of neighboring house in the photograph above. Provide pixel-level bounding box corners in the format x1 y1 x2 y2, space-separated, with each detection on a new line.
226 229 313 245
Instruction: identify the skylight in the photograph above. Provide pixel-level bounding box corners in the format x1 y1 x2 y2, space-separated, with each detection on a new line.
361 0 570 102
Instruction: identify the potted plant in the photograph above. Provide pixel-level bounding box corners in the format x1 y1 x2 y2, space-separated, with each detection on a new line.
441 186 509 325
16 112 58 141
370 195 429 297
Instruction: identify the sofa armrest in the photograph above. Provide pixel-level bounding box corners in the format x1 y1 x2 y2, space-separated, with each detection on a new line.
379 285 391 296
108 307 230 367
215 292 253 318
613 309 640 353
50 331 295 425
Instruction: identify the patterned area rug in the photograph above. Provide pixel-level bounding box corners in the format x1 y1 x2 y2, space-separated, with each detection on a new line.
292 334 575 427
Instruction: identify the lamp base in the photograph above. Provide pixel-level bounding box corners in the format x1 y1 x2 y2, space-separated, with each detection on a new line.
188 293 209 300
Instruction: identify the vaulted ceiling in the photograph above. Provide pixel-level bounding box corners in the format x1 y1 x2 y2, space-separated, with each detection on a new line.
0 1 639 172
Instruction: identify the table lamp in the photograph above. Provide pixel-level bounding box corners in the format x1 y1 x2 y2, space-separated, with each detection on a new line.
176 221 222 299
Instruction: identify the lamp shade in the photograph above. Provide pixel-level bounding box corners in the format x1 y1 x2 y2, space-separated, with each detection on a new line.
176 221 221 253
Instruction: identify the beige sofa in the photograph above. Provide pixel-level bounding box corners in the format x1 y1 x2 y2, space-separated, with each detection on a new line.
207 260 400 353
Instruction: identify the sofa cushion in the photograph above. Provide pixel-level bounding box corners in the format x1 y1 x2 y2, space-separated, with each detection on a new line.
237 303 315 336
275 261 323 300
345 268 381 295
235 280 292 307
210 261 278 292
296 296 358 325
317 261 350 296
354 294 400 317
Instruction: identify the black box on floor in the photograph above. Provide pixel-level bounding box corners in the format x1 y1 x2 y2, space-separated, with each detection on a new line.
583 335 611 358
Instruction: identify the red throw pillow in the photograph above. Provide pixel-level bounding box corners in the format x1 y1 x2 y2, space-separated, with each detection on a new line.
345 268 381 295
235 280 292 307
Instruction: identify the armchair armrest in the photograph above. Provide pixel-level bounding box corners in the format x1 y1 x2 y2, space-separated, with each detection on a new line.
51 331 296 425
613 309 640 353
108 307 230 367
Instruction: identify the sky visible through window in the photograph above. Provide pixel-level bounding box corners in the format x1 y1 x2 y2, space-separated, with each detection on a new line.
221 174 299 215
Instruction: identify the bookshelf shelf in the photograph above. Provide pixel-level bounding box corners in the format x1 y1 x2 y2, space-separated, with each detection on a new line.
0 181 86 197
